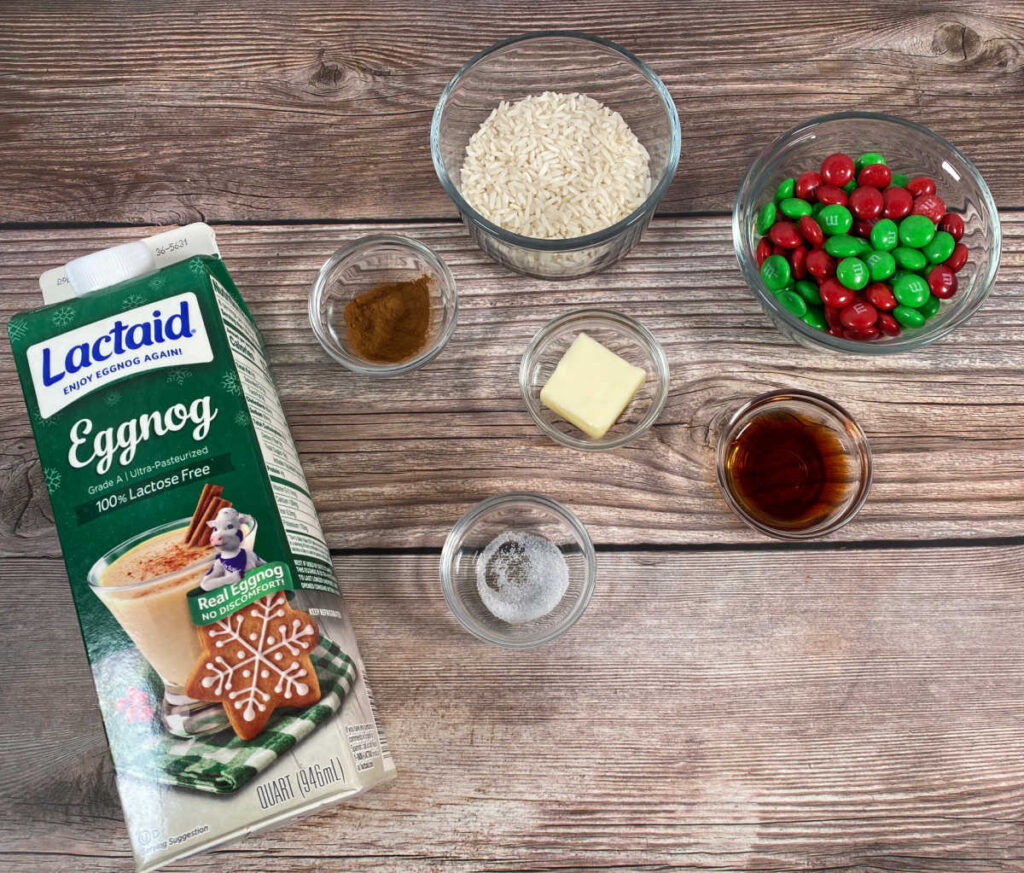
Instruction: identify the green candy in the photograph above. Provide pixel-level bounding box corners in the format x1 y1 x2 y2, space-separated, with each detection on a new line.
893 273 930 308
890 172 909 188
818 204 853 236
923 230 956 264
893 246 928 271
855 152 886 173
774 288 808 317
811 202 825 216
779 197 813 219
761 254 791 291
899 214 936 248
794 279 822 306
864 250 896 282
842 179 858 195
837 257 869 291
893 305 926 329
890 269 911 287
919 294 941 319
825 234 869 258
756 201 777 235
870 219 899 252
801 308 828 331
774 178 796 202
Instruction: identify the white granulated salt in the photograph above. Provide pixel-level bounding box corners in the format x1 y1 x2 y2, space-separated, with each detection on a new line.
476 529 570 624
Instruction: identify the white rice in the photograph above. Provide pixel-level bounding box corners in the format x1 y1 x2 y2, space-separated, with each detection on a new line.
458 91 652 240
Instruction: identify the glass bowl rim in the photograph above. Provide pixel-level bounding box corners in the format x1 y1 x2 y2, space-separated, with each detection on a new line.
715 388 873 540
732 110 1002 355
439 491 597 649
430 29 681 252
308 233 459 377
519 308 670 451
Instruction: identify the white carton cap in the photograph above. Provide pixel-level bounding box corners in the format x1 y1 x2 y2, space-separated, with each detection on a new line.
65 241 157 296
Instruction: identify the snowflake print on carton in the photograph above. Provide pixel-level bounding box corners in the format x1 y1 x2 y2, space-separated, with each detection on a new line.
186 590 321 740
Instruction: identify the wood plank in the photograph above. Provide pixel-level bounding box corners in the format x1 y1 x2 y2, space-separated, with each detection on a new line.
1 546 1022 871
2 217 1023 554
1 1 1023 224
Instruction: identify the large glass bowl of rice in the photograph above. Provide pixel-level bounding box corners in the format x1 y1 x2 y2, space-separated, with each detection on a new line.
431 31 681 279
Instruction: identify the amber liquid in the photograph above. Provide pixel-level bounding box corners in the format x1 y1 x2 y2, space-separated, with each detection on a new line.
725 411 852 530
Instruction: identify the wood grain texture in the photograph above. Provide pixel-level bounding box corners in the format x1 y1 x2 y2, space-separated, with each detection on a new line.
2 218 1023 554
1 1 1022 225
2 547 1022 871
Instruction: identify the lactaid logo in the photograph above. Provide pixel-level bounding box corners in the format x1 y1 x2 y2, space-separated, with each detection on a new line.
27 293 213 418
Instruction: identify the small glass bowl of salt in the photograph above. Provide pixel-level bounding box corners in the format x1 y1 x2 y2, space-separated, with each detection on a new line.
440 492 596 648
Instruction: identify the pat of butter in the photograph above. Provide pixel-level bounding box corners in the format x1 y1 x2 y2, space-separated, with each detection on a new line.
540 332 646 439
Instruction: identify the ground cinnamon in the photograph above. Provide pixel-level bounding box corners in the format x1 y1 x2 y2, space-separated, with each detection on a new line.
343 275 432 364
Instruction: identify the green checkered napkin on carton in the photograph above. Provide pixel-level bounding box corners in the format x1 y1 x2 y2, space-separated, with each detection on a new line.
107 639 355 794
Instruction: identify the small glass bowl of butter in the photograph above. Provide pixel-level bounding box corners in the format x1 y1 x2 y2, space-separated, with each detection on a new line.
519 309 669 450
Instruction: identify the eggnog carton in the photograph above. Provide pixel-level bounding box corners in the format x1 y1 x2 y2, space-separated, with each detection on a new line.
8 225 395 871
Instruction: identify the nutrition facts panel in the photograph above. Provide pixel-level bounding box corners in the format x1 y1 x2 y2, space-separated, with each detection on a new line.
213 278 338 594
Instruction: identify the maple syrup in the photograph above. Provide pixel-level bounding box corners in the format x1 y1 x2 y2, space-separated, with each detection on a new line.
723 409 854 531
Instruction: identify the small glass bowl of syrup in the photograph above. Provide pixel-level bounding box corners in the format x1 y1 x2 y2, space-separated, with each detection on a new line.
716 390 872 540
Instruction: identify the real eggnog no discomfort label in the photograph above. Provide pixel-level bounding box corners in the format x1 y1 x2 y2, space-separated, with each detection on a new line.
188 562 294 626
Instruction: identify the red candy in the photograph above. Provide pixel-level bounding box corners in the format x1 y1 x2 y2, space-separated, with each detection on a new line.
821 152 855 187
827 326 845 338
844 325 881 341
791 245 808 279
853 218 877 238
928 265 958 298
799 214 824 247
906 176 936 197
939 212 964 241
806 249 837 281
865 282 897 311
772 243 788 256
945 242 968 272
848 186 884 220
858 163 892 188
877 313 901 337
882 186 913 220
756 237 772 268
820 278 854 309
769 220 803 248
840 300 878 331
824 306 843 330
816 184 848 207
795 171 823 201
912 193 946 224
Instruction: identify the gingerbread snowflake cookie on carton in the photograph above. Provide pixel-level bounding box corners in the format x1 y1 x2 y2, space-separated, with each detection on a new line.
186 590 321 740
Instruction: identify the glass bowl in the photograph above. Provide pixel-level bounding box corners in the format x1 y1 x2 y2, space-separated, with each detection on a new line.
431 31 680 279
733 112 1001 354
716 390 872 540
439 493 597 648
520 309 669 451
308 234 458 376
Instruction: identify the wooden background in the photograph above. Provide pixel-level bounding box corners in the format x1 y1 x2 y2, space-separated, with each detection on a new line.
1 2 1023 871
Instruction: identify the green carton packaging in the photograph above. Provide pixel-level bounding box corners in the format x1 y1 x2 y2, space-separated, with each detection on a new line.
8 225 395 871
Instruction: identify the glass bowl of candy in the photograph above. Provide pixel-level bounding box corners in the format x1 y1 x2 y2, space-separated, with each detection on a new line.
431 31 680 279
519 309 670 451
439 493 597 648
733 112 1001 353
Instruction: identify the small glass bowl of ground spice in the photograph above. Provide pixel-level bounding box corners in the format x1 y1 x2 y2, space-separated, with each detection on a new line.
309 234 458 376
